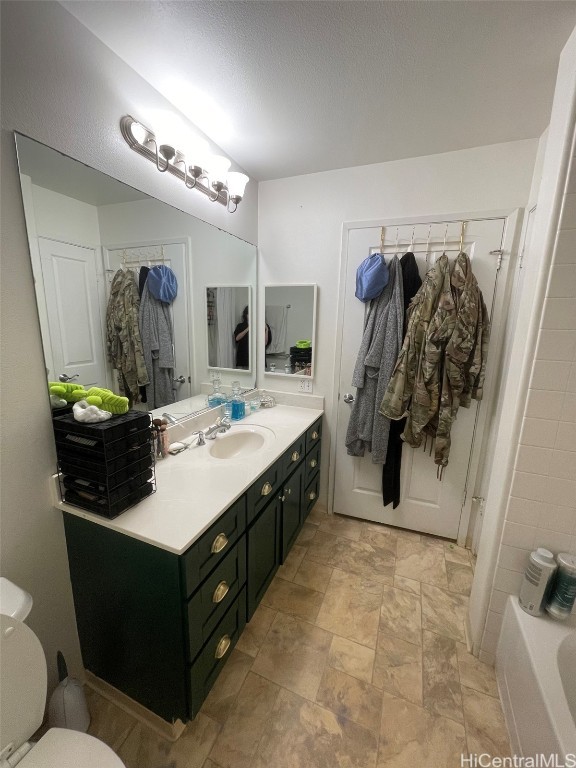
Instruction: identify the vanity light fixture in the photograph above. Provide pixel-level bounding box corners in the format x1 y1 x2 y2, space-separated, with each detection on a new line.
120 115 249 212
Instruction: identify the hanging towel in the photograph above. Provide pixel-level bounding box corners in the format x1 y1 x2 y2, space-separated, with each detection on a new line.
346 256 404 464
382 252 422 508
139 282 175 409
265 306 288 354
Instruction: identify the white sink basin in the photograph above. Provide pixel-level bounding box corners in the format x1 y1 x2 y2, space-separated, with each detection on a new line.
208 425 275 459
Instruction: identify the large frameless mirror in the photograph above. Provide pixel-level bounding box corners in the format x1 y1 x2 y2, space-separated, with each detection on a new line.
15 133 257 415
264 284 317 379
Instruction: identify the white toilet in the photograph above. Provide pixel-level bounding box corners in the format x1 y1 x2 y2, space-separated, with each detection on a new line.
0 579 124 768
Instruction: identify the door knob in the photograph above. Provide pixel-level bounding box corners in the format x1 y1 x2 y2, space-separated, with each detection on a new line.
173 375 186 384
343 393 355 404
58 373 80 382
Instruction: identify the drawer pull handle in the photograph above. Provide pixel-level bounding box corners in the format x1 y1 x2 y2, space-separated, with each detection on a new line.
291 451 300 462
212 581 230 604
308 491 317 501
215 634 231 659
311 431 319 440
261 481 273 496
211 533 229 554
309 459 317 468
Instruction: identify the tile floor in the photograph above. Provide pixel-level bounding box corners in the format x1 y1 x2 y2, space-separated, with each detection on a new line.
87 509 511 768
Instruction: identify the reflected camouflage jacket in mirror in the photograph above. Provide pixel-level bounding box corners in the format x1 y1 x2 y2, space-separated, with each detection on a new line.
380 252 490 468
106 269 149 400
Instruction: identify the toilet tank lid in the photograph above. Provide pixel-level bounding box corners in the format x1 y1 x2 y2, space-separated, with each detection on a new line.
0 577 33 621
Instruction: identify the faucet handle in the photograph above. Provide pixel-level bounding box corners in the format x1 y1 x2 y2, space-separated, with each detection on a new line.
217 415 231 426
191 430 206 446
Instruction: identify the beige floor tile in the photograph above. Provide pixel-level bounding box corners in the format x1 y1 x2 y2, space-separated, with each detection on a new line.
378 691 428 767
393 575 421 595
315 568 384 649
118 714 220 768
422 630 463 724
262 576 324 622
461 685 511 758
420 534 446 549
235 603 276 658
252 612 332 700
378 691 466 768
421 583 468 642
254 687 379 768
379 585 422 646
456 643 499 698
373 631 423 705
328 635 375 684
359 526 398 558
316 666 383 734
318 513 362 540
395 538 448 588
202 760 224 768
293 558 333 593
307 530 394 583
307 507 328 525
85 688 137 752
295 521 318 546
444 542 472 565
276 544 307 581
446 560 474 596
200 649 254 723
208 672 280 768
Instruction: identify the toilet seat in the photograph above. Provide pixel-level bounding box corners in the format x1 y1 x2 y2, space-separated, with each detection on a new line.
17 729 124 768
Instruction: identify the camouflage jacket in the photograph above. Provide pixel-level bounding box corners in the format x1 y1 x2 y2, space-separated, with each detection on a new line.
106 269 149 401
380 252 490 468
433 253 490 466
379 254 449 423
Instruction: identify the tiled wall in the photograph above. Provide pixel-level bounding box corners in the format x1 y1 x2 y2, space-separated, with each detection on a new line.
481 137 576 664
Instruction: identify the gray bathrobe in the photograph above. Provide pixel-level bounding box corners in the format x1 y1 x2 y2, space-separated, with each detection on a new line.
138 283 176 409
345 256 404 463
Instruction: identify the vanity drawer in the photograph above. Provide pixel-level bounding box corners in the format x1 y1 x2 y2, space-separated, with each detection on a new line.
304 442 321 486
281 435 305 476
188 587 247 718
186 536 246 661
247 459 282 524
305 418 322 454
181 496 247 596
303 473 320 520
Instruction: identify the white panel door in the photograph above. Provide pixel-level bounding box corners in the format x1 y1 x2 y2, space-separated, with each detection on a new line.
104 243 192 400
39 238 107 387
334 219 506 539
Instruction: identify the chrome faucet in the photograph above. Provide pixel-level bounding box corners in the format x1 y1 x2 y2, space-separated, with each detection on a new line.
204 416 232 440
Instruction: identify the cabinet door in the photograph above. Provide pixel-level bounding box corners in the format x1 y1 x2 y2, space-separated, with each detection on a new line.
281 461 304 562
247 494 281 620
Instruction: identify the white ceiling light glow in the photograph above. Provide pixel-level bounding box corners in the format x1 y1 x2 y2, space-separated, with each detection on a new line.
120 115 248 212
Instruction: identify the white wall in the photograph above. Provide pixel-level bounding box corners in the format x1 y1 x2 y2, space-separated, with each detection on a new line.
258 139 539 505
0 0 256 694
469 26 576 663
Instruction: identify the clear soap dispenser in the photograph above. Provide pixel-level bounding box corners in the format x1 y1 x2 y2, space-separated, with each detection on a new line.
230 381 245 421
207 377 226 408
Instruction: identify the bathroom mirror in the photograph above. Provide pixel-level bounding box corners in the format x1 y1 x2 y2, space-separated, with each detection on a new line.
264 284 317 379
206 286 252 371
15 133 257 413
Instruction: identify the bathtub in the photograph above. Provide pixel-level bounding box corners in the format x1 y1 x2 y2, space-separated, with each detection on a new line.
496 595 576 759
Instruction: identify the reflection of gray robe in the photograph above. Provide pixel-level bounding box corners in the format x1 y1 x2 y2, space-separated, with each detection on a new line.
138 283 175 409
346 257 404 463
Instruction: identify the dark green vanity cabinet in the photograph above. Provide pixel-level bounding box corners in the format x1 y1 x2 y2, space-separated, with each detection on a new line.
63 415 323 724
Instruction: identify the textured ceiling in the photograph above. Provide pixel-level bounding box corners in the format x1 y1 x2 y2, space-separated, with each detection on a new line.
61 1 576 181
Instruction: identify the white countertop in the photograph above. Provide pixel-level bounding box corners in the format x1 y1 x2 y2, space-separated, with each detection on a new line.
56 405 323 555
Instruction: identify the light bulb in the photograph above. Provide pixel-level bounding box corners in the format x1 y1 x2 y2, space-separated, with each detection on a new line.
130 121 151 145
205 154 231 185
227 172 249 200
